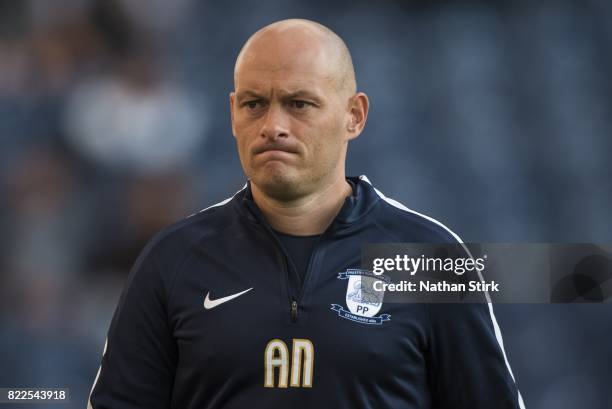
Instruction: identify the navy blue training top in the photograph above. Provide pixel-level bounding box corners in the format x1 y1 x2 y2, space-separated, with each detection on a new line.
88 175 524 409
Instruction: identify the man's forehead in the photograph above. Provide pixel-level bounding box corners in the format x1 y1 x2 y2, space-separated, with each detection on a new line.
234 62 337 98
236 43 335 77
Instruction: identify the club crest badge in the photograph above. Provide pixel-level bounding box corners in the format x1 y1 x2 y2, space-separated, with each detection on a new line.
330 269 391 325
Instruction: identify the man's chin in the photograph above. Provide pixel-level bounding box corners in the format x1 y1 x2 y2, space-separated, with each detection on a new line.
251 170 306 202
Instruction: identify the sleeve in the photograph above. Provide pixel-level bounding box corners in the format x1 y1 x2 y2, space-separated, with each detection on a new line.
426 301 524 409
87 241 178 409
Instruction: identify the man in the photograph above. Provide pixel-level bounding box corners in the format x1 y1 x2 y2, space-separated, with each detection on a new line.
88 19 525 409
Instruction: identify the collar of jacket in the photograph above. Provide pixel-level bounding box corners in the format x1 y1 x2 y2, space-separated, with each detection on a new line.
233 175 380 232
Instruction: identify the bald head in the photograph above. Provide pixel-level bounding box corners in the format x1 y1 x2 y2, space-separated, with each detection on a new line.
234 19 356 98
229 19 369 204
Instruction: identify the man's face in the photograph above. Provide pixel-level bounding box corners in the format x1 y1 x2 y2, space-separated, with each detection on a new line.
230 32 352 201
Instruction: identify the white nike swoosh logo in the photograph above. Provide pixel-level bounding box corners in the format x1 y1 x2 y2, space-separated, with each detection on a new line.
203 288 253 310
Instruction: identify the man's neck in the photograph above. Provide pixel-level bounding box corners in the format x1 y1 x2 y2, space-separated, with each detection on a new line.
251 177 353 236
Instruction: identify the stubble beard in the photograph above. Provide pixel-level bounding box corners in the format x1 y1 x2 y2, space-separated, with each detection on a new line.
249 162 314 202
245 141 346 203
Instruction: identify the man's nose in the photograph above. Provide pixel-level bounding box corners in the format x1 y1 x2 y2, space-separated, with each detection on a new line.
260 104 289 139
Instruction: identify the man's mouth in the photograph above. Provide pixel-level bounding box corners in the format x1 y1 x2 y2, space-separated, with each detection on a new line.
253 145 299 156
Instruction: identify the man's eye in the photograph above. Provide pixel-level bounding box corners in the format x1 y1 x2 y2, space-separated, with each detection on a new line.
245 101 260 109
291 100 311 109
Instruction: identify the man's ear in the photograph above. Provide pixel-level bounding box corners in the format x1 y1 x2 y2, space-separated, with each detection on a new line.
229 92 236 138
346 92 369 141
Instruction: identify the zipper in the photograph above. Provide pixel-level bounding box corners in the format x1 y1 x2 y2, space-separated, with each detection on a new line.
282 232 328 323
282 254 300 323
287 233 328 323
290 300 298 322
252 216 304 323
276 240 302 323
244 197 331 324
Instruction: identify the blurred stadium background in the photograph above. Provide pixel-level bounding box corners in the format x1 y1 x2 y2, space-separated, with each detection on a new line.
0 0 611 408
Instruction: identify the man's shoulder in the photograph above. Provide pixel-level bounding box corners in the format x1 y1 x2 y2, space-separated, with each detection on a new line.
142 190 243 262
370 187 462 244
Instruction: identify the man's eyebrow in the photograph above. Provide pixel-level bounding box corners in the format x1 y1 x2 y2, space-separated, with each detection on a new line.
235 90 264 101
283 90 322 100
235 90 323 102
